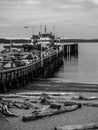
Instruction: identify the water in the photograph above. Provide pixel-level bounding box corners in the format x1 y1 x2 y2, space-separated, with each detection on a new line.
50 43 98 84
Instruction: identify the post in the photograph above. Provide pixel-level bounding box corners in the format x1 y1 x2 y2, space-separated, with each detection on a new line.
40 25 43 67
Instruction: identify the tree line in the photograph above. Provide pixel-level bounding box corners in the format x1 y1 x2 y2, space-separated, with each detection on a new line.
0 38 31 44
0 38 98 44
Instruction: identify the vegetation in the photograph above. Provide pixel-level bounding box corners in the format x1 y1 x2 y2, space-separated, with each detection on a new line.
0 38 31 44
60 39 98 43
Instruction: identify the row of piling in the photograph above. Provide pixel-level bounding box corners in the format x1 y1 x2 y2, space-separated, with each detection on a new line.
0 51 63 93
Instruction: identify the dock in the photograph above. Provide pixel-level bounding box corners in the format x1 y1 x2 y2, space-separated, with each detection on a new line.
0 36 78 93
0 50 63 93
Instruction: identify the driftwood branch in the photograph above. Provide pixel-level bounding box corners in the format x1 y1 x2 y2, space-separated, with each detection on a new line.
72 95 98 100
17 92 70 97
83 102 98 107
55 122 98 130
0 94 29 99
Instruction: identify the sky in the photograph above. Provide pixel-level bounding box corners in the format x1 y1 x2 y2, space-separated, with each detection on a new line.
0 0 98 39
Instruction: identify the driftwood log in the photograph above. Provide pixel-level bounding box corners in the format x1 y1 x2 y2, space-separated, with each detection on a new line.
0 94 29 99
64 100 98 107
0 98 38 109
24 101 39 109
72 95 98 100
22 104 81 122
12 103 29 109
83 102 98 107
17 92 70 97
55 122 98 130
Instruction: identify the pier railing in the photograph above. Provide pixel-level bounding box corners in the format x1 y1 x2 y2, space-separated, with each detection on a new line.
0 50 63 84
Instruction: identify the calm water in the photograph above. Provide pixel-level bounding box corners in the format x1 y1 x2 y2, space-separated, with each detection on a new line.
50 43 98 84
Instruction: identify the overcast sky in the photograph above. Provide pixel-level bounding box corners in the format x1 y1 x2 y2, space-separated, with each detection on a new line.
0 0 98 38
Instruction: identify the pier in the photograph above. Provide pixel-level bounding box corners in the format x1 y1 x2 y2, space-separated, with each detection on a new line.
0 50 63 93
0 39 78 93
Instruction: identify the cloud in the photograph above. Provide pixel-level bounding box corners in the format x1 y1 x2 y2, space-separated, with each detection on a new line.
73 0 98 7
93 0 98 5
25 0 41 5
20 0 41 6
0 0 41 7
56 0 98 10
0 0 98 38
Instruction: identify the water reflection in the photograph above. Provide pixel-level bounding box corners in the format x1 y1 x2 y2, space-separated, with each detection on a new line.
64 55 78 74
64 53 78 61
49 54 79 83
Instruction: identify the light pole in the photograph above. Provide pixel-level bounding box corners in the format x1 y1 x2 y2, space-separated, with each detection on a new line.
40 25 43 67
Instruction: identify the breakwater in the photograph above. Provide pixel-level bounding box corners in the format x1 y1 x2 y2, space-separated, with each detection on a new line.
0 50 63 93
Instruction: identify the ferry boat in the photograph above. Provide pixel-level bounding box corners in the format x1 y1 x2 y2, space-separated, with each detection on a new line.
31 26 55 48
0 26 63 70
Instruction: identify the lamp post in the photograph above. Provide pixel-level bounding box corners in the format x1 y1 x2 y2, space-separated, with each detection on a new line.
40 25 43 67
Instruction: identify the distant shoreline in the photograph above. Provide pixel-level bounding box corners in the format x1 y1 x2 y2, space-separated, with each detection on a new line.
0 38 98 44
61 39 98 43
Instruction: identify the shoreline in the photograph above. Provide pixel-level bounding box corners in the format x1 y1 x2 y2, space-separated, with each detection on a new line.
1 81 98 130
16 80 98 93
3 80 98 94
